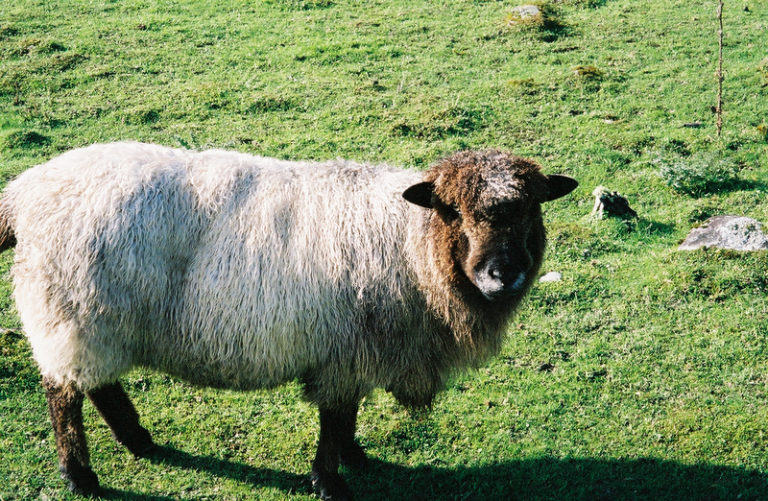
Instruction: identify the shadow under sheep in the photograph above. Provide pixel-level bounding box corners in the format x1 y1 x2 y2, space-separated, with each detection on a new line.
98 445 768 501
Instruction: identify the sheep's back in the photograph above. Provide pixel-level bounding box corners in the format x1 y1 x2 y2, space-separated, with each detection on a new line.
166 156 427 389
7 142 425 390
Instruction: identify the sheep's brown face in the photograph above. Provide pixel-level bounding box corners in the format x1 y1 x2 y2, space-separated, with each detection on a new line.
403 150 577 302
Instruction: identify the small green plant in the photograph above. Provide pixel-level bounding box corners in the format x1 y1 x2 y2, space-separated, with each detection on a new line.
506 78 540 95
572 65 603 79
757 123 768 141
760 58 768 86
655 150 740 196
687 204 719 223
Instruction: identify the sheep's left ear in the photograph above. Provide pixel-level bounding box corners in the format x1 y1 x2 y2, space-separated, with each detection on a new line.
402 181 435 209
546 175 578 201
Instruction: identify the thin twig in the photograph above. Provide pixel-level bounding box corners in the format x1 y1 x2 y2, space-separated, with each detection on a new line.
716 0 724 137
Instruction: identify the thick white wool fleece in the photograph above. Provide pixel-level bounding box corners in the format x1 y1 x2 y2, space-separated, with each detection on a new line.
5 142 462 400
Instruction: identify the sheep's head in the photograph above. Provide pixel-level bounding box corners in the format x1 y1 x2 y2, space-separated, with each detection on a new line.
403 150 577 303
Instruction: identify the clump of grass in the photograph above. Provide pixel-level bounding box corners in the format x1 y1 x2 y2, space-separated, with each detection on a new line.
263 0 334 10
9 37 66 56
672 250 768 301
389 105 487 139
189 83 232 110
655 150 741 196
244 94 301 114
120 106 161 125
44 52 86 72
0 25 19 40
760 58 768 86
686 203 720 223
757 123 768 141
507 78 540 95
572 65 603 79
1 129 50 149
559 0 607 6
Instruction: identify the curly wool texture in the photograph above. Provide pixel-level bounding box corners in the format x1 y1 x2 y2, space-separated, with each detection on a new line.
4 142 534 408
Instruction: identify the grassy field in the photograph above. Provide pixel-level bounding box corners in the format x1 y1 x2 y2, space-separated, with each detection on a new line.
2 0 768 499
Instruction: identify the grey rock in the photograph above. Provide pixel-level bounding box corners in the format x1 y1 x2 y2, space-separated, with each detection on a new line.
678 215 768 251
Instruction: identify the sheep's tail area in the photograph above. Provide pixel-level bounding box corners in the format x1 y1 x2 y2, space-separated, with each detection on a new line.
0 196 17 252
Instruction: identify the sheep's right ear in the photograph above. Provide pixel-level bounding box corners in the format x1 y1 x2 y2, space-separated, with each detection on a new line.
546 175 579 201
402 182 435 209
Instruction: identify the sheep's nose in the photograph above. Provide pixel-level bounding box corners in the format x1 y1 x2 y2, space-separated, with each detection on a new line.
487 267 526 291
474 260 527 300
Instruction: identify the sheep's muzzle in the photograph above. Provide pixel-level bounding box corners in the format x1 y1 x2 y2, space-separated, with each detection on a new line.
472 254 529 301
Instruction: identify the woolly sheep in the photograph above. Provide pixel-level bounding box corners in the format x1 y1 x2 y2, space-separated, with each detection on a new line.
0 142 577 500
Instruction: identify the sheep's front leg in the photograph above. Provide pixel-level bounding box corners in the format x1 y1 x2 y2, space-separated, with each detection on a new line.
42 377 100 496
311 403 362 501
337 403 367 470
87 381 155 457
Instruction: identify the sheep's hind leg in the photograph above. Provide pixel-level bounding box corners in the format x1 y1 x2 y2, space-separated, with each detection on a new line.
42 377 100 495
87 381 155 457
311 403 362 501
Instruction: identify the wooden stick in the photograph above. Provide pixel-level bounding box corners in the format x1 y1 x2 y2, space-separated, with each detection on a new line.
716 0 724 137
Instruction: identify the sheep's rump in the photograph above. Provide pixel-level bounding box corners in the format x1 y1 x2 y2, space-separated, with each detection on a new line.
7 142 427 392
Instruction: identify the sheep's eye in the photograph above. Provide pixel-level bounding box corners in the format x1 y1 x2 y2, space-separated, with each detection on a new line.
488 201 522 219
483 201 527 225
437 202 461 222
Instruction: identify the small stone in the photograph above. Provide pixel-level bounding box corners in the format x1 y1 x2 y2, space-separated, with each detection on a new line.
513 5 541 17
539 271 562 283
678 215 768 251
591 186 637 220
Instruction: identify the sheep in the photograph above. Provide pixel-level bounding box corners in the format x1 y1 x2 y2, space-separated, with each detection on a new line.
0 142 577 500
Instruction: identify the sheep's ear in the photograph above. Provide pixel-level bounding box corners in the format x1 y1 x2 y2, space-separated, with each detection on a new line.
546 175 578 201
403 181 435 209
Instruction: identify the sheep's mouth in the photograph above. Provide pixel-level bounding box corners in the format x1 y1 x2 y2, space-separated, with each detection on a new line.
479 288 521 302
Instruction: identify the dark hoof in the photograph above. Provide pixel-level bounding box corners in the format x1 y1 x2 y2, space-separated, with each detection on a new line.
311 469 353 501
128 439 157 458
116 426 156 457
60 464 100 497
339 443 368 470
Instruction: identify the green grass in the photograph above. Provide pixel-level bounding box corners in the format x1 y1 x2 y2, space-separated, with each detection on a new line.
2 0 768 499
